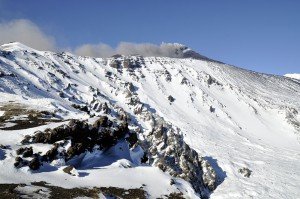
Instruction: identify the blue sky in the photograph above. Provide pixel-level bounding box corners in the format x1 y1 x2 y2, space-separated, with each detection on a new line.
0 0 299 75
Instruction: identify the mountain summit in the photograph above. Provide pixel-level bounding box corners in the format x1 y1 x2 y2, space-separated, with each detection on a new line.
0 42 299 198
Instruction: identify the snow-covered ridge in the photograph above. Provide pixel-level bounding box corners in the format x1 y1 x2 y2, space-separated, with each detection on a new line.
0 42 300 198
0 42 39 52
285 73 300 80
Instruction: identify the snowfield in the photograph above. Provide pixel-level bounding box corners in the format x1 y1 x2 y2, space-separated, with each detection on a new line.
0 42 299 198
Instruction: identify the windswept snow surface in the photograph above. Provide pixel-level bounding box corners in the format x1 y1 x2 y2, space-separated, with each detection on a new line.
0 42 300 198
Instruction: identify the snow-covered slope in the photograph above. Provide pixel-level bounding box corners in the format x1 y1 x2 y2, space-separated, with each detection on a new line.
285 73 300 80
0 42 300 198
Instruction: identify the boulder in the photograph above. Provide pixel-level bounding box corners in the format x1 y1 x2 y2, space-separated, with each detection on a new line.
238 167 252 178
63 165 76 176
28 157 41 170
14 157 25 168
21 135 32 144
42 146 58 162
16 147 33 157
22 147 33 158
168 95 175 103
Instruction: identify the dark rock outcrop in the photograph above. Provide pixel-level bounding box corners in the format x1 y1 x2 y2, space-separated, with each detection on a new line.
238 167 252 178
18 117 134 170
29 157 41 170
168 95 175 103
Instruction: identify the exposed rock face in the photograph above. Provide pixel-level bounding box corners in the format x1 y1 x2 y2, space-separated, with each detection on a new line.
108 56 143 70
141 119 216 196
92 116 110 128
126 132 138 148
123 59 131 68
201 159 217 190
285 107 300 134
109 59 120 68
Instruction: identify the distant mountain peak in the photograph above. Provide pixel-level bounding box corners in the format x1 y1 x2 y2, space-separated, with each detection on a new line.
160 42 216 61
0 42 37 52
284 73 300 80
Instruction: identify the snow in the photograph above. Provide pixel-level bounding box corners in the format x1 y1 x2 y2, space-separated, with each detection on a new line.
0 42 300 198
0 129 197 197
285 73 300 80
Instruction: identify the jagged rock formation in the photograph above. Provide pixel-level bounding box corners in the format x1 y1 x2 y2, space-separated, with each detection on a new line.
17 113 216 197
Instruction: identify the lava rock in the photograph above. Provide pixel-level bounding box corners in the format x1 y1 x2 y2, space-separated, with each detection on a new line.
67 143 85 159
16 147 26 155
28 157 41 170
101 102 110 114
14 157 25 168
98 129 116 149
114 122 129 139
93 116 109 128
16 147 33 157
126 132 138 148
33 131 49 143
109 59 120 68
22 147 33 158
42 146 58 162
0 144 8 149
141 153 148 164
168 95 175 103
63 165 75 175
21 135 32 144
238 167 252 178
209 106 215 113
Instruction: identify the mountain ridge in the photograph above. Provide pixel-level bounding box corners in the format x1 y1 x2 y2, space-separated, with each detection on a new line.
0 42 299 198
